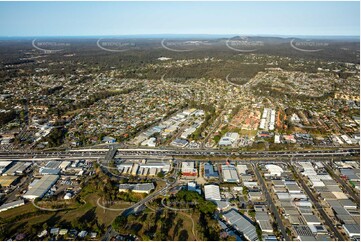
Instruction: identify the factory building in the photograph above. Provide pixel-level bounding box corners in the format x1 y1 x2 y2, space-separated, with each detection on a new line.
204 184 221 201
204 163 219 179
221 165 240 183
3 162 31 176
223 209 258 241
23 175 59 200
0 200 25 212
119 183 155 194
182 162 197 177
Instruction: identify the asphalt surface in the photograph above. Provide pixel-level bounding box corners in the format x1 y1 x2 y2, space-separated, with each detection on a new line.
0 147 358 161
253 163 290 241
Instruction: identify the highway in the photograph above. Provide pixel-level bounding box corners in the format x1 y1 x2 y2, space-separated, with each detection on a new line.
0 147 358 161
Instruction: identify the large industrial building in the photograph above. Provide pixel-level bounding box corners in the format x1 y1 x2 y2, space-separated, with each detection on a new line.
204 184 221 201
204 163 219 179
117 161 170 177
221 165 240 183
0 176 20 188
0 161 13 175
118 183 155 194
23 175 59 200
181 161 197 177
2 162 31 176
0 199 25 212
218 132 239 147
223 209 258 241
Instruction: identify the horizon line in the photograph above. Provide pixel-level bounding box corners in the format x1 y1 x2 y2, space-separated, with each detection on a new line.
0 34 360 39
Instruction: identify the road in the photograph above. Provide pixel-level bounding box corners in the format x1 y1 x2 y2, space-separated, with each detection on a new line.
323 161 360 204
102 157 180 240
201 110 225 149
289 164 346 241
0 147 358 161
253 163 290 241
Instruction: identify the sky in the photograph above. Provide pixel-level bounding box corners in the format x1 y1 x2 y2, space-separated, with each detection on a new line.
0 1 359 37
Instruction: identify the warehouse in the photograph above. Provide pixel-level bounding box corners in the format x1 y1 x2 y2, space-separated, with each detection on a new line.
236 164 248 175
204 184 221 201
0 199 25 212
23 175 59 200
343 224 360 239
286 184 302 193
45 160 62 169
140 162 170 173
204 163 218 179
118 183 155 194
149 167 157 176
181 162 197 177
39 167 60 175
223 209 258 241
221 165 239 183
218 132 239 147
131 164 139 176
255 211 273 233
170 138 189 148
265 164 283 177
272 179 285 187
293 225 316 241
0 161 13 175
302 214 321 225
117 163 133 174
59 161 72 171
0 176 20 187
3 162 31 176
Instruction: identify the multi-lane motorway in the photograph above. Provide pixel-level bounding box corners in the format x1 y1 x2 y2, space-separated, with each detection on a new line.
0 147 358 161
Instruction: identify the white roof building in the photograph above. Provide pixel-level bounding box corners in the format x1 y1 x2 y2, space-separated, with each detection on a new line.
204 184 221 201
119 183 155 194
236 165 248 175
0 199 25 212
265 164 283 177
218 132 239 147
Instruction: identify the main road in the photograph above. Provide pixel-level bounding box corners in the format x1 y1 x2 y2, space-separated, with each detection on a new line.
0 147 358 161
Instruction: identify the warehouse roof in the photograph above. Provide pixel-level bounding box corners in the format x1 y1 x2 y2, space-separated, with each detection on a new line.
0 176 19 187
221 165 239 182
23 175 59 199
302 214 321 224
223 209 258 241
0 199 25 212
265 164 283 176
204 184 221 201
3 162 31 175
118 183 155 193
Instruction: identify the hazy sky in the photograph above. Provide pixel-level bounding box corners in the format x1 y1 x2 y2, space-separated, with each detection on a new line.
0 1 359 36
